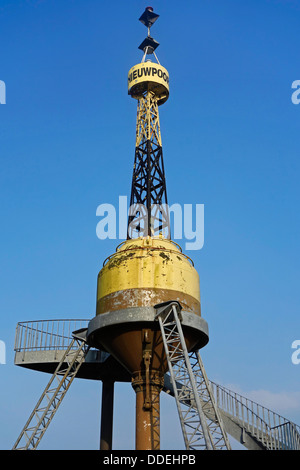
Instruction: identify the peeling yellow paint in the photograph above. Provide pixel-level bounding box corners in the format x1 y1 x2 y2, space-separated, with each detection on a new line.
96 237 201 316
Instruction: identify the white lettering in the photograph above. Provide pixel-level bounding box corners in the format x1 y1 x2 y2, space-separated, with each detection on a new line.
291 80 300 105
147 455 195 465
118 196 128 239
0 340 6 364
184 204 204 251
102 455 138 467
291 340 300 365
96 197 205 251
0 80 6 104
96 204 116 240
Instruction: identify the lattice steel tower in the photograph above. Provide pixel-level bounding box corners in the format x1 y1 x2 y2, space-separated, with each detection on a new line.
127 7 170 240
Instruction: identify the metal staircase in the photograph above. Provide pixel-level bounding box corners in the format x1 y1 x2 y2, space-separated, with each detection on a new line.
209 381 300 450
12 328 89 450
155 301 231 450
13 318 300 450
163 363 300 450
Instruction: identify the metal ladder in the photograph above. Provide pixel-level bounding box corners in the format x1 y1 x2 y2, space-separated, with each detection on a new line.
13 329 90 450
155 301 231 450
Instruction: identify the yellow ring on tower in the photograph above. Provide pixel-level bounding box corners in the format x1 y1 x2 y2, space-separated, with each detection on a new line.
128 62 169 105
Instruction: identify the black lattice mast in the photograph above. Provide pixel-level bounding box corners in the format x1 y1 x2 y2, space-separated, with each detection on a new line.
127 7 170 239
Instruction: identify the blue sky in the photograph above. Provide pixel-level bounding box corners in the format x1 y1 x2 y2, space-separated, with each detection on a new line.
1 0 300 450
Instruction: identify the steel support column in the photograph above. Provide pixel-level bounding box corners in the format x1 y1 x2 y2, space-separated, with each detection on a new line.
100 380 115 450
133 377 162 450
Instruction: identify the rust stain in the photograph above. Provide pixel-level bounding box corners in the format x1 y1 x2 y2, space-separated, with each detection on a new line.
158 252 170 262
97 287 201 316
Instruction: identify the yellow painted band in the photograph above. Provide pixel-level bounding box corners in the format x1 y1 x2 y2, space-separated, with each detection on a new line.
97 237 200 302
128 62 169 101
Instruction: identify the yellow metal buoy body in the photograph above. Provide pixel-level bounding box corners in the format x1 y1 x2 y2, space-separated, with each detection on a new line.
96 237 201 317
87 235 209 378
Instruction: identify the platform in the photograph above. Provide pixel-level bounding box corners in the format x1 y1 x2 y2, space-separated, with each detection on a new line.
14 319 131 382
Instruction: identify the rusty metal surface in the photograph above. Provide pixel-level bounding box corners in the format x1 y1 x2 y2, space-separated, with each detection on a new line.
87 306 209 375
134 384 161 450
97 287 201 316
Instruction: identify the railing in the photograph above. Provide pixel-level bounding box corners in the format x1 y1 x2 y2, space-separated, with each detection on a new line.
210 381 300 450
14 320 89 353
14 321 300 450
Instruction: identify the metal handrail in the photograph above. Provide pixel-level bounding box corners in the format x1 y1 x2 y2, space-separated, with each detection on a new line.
14 319 89 353
210 381 300 450
14 321 300 450
103 246 194 267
